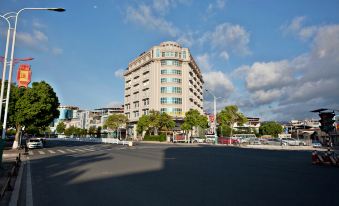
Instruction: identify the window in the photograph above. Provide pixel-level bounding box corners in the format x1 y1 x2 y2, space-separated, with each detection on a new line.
161 60 181 66
143 98 149 106
161 70 182 75
156 49 160 57
160 97 182 104
182 51 186 59
134 111 139 117
161 78 181 83
161 87 182 93
160 108 182 115
143 109 149 115
134 101 139 108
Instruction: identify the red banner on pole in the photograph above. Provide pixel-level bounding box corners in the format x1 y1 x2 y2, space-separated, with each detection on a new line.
16 64 32 88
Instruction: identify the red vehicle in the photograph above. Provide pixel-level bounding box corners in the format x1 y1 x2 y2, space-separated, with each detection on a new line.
218 137 239 145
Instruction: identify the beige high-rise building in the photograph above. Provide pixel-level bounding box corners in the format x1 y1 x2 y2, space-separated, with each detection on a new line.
124 41 204 128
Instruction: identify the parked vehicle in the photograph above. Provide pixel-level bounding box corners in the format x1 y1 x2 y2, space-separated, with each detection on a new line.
218 137 239 145
26 138 43 149
312 140 322 148
265 138 282 146
281 138 305 146
191 137 205 143
205 134 217 143
173 133 188 143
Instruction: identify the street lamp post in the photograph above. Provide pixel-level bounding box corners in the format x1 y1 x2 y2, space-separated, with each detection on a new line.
205 89 219 144
0 8 65 147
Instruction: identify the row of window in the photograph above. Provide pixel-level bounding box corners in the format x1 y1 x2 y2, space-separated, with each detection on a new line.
161 60 181 66
155 50 187 59
160 87 182 94
161 78 181 83
161 69 181 75
160 108 182 115
160 97 182 104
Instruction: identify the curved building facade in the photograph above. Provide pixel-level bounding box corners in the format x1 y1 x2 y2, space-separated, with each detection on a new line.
124 41 204 123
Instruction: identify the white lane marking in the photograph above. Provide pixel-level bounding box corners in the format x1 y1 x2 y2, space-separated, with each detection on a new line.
9 158 25 206
38 151 45 155
47 150 56 154
66 149 76 153
26 157 34 206
74 148 85 152
57 149 66 154
82 148 95 152
28 151 33 155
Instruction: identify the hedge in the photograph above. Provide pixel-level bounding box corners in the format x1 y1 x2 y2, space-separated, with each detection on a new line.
143 134 166 142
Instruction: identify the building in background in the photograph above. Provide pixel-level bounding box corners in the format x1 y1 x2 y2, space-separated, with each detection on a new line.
124 41 204 138
50 105 124 134
233 117 261 133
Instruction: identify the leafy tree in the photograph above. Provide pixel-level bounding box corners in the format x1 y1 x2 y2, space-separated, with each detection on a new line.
259 122 283 137
6 81 59 148
182 109 208 139
64 126 77 137
136 115 150 136
159 112 175 135
217 105 247 137
217 125 232 137
96 126 102 138
56 122 66 134
104 114 128 138
88 126 96 136
148 110 161 135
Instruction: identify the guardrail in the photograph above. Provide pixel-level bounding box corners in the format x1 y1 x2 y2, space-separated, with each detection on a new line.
0 154 21 199
47 137 133 146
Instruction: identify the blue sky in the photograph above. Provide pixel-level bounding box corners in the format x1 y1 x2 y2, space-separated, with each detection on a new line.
1 0 339 121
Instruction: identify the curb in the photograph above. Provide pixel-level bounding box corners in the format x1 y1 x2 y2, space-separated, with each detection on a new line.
8 153 25 206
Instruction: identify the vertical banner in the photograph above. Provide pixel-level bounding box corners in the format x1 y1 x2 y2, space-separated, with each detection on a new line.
16 64 32 88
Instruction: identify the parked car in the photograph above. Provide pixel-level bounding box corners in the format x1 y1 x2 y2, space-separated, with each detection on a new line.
312 140 322 148
26 138 43 149
191 137 205 143
281 138 305 146
218 137 239 145
265 138 282 146
205 134 216 143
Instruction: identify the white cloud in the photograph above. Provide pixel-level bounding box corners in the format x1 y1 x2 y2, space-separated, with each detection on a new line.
16 30 49 51
176 33 194 47
203 71 234 98
196 53 213 72
238 23 339 120
282 16 318 41
207 0 226 14
114 69 125 79
126 4 179 37
245 60 294 91
202 23 251 55
219 51 229 61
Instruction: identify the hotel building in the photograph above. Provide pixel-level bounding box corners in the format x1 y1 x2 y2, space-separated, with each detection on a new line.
124 41 204 130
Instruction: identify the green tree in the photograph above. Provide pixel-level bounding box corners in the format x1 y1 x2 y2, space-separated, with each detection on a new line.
159 112 175 135
56 122 66 134
64 126 77 137
217 105 247 137
104 114 128 138
182 109 208 140
7 81 59 148
96 126 102 138
136 115 150 136
88 126 96 136
148 110 161 135
259 121 283 137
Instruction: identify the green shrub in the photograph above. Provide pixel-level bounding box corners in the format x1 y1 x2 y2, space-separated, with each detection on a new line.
143 134 166 142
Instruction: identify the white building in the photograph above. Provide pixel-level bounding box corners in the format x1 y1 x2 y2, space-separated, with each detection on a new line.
123 41 204 137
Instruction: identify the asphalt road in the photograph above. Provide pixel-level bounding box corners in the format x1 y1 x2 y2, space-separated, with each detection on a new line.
19 140 339 206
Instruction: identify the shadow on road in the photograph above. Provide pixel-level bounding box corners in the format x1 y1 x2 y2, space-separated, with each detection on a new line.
28 146 339 206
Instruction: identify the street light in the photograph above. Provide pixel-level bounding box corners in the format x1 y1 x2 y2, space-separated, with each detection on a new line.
0 7 65 147
205 89 219 144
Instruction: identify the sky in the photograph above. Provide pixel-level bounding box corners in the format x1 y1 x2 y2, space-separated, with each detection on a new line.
1 0 339 121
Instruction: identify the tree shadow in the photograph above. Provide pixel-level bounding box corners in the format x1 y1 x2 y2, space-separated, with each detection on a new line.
29 146 339 206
